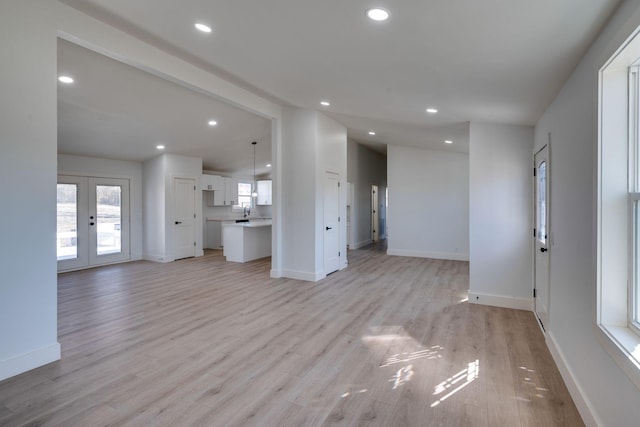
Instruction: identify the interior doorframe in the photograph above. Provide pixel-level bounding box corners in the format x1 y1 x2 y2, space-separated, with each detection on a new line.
323 171 341 276
171 175 198 261
533 134 552 332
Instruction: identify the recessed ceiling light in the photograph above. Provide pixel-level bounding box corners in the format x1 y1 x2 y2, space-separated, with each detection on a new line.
320 101 331 107
426 108 438 114
369 131 376 136
208 120 218 126
156 144 165 150
58 75 74 84
366 8 390 21
266 163 272 168
444 140 453 144
194 23 212 33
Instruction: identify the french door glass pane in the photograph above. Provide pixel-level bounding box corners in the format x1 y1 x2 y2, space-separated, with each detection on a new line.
57 184 78 261
537 161 547 244
96 185 122 256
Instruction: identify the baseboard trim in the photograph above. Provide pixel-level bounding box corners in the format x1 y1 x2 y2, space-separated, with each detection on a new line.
270 269 281 278
0 343 61 382
387 248 469 262
546 332 600 427
142 253 172 263
281 269 324 282
468 291 533 311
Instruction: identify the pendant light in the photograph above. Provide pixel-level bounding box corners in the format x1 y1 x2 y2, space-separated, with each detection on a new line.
251 141 258 198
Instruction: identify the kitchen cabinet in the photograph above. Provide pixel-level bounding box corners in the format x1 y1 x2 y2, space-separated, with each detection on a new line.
256 180 272 205
225 177 238 206
201 174 222 191
222 220 272 262
211 177 238 206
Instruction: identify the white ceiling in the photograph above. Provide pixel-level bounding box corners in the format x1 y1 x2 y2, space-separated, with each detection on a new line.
58 39 272 176
59 0 620 162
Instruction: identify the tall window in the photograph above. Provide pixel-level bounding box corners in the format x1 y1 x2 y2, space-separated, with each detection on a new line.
598 26 640 389
630 66 640 331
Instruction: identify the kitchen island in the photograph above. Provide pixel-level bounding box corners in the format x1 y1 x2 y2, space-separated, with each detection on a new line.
221 219 272 262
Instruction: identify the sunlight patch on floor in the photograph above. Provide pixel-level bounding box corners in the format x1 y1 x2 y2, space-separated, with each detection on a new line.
380 346 443 368
431 360 479 407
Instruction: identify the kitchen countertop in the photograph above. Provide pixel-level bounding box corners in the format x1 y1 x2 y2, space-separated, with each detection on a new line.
222 219 272 228
206 217 271 221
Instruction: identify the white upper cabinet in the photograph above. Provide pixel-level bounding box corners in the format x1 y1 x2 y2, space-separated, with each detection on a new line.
201 174 222 191
224 177 238 206
256 180 272 205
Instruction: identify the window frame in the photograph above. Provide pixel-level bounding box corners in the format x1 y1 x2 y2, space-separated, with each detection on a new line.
236 181 253 209
597 25 640 391
630 65 640 334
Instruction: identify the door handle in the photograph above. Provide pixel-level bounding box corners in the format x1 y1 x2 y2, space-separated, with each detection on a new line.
175 221 182 225
326 226 332 230
540 247 548 253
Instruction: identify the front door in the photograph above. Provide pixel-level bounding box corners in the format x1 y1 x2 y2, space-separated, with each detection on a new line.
173 177 196 260
324 172 340 275
534 145 550 330
57 175 130 271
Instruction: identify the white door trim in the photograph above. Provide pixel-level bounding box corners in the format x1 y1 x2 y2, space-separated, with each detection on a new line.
533 137 551 331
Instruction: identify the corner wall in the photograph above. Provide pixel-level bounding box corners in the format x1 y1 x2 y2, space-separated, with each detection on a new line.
0 0 60 381
469 123 533 310
280 108 347 280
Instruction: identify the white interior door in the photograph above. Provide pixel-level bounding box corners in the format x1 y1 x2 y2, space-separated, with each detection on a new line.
372 185 379 242
324 172 340 275
173 177 196 260
57 175 130 271
534 145 550 330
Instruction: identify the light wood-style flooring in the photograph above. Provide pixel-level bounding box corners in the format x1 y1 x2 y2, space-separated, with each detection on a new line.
0 244 582 426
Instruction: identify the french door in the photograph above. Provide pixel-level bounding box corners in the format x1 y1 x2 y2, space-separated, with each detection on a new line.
57 175 130 271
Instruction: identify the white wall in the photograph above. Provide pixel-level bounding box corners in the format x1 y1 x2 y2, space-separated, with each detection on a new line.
387 145 469 261
58 154 143 261
143 154 202 261
280 108 347 280
533 1 640 425
0 0 60 381
281 108 318 279
347 140 387 249
143 155 166 261
468 123 533 310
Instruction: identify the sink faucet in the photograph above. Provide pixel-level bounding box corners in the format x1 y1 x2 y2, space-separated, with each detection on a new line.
243 206 251 218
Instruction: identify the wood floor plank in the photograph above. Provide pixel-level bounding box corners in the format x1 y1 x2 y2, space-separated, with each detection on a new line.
0 245 583 426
